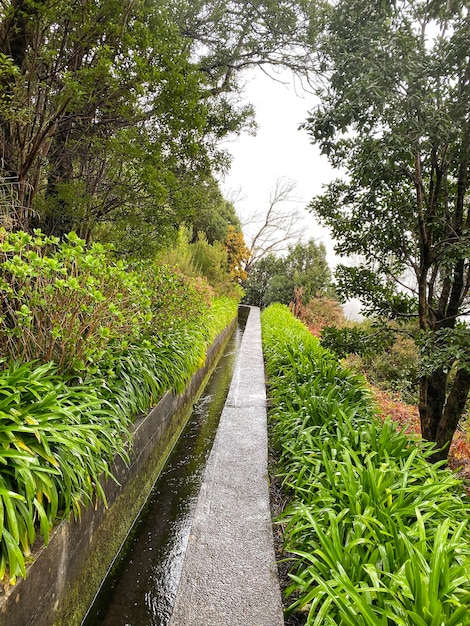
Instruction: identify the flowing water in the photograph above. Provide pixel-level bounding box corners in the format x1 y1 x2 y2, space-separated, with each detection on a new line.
82 314 246 626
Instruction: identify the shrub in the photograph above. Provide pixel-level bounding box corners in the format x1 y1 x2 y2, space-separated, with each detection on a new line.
293 295 345 337
322 319 419 404
0 229 227 377
0 230 153 373
159 226 244 300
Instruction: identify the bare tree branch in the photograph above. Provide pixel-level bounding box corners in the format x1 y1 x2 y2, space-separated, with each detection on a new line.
242 177 306 273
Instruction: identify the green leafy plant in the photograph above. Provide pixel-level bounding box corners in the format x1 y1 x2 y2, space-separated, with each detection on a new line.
0 228 239 584
0 360 130 583
322 319 419 405
159 226 244 299
262 304 470 625
0 230 154 373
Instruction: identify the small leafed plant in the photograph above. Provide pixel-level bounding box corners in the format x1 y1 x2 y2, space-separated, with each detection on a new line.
0 230 153 373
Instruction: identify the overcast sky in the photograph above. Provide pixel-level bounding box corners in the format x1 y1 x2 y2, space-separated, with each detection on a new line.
220 68 363 319
220 67 338 266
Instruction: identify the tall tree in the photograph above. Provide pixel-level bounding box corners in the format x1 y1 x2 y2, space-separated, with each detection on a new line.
0 1 246 241
0 0 320 248
187 178 242 244
306 0 470 460
171 0 318 94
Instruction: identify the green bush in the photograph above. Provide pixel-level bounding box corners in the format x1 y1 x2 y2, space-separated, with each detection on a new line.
0 229 239 584
0 230 153 373
159 226 244 300
322 319 419 404
262 304 470 625
0 229 221 376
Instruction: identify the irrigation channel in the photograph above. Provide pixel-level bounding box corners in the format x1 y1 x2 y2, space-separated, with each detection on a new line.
81 310 247 626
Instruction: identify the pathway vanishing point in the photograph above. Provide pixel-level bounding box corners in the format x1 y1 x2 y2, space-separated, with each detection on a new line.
169 306 284 626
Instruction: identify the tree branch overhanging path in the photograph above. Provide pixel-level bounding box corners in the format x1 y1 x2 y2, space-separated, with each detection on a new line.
0 0 317 249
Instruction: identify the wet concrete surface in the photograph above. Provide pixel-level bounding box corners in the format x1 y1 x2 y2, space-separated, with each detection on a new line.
81 324 244 626
169 306 284 626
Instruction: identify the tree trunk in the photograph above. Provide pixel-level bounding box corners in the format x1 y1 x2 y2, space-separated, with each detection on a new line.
432 368 470 462
419 367 470 463
418 369 447 442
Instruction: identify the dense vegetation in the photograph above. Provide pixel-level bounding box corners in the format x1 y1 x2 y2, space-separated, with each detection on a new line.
306 0 470 460
0 229 239 583
1 0 469 603
243 239 332 309
2 0 469 459
0 0 314 254
320 320 420 407
262 304 470 625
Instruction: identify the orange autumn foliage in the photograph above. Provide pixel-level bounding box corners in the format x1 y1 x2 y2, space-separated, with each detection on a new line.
372 385 470 483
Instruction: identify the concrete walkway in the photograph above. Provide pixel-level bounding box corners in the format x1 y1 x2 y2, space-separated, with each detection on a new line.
169 307 284 626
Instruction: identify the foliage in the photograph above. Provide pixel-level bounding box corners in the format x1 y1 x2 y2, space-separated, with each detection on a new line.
0 229 232 378
160 226 244 299
290 294 344 338
0 0 321 248
140 259 215 337
322 319 420 404
223 225 250 283
158 226 202 279
243 239 332 308
0 279 237 585
0 360 130 584
344 337 420 406
261 304 470 625
189 234 230 291
94 295 239 417
297 296 344 330
188 179 242 245
242 253 278 308
306 0 470 458
372 389 470 508
171 1 317 96
321 325 393 360
0 228 240 581
0 0 217 241
0 230 153 373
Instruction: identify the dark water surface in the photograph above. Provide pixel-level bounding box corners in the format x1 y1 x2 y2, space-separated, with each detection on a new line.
82 318 245 626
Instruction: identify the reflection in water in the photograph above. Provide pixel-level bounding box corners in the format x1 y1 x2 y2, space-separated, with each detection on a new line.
82 323 244 626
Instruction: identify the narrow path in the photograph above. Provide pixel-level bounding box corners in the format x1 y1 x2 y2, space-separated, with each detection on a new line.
169 306 284 626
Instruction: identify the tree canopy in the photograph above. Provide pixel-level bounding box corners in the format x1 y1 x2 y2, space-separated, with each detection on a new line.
0 0 318 253
243 238 332 308
306 0 470 459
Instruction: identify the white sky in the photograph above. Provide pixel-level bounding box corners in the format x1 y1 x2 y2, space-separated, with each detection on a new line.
220 68 338 267
220 68 363 319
